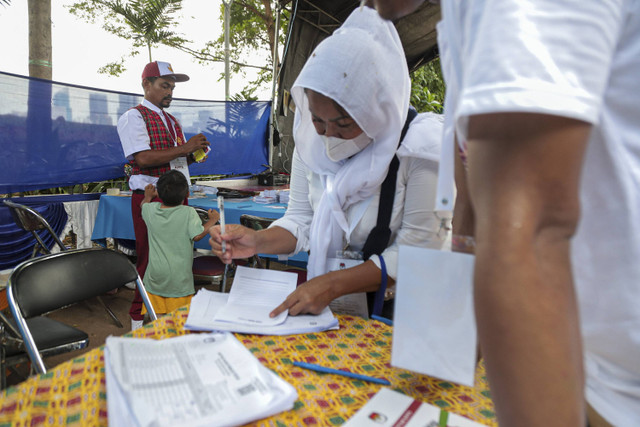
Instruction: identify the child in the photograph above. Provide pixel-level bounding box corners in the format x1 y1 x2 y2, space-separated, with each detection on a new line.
140 170 219 319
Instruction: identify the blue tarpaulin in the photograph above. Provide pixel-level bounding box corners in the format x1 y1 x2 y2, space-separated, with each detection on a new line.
0 71 271 194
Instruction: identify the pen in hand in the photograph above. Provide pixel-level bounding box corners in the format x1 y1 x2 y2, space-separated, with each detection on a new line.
293 361 391 385
217 195 226 253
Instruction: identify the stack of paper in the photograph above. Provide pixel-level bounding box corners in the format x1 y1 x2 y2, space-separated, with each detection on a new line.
253 189 279 204
185 266 339 335
105 332 297 427
278 190 290 204
344 388 484 427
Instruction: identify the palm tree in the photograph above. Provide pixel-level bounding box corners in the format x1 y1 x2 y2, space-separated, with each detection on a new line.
28 0 52 80
97 0 184 61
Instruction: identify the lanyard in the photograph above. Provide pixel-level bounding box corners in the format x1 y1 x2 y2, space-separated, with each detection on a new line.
162 110 177 144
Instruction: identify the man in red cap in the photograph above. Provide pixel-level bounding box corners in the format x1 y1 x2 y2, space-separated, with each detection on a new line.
117 60 210 330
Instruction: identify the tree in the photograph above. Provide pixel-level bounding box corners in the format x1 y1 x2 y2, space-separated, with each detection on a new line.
410 58 445 114
195 0 285 99
28 0 52 80
68 0 188 75
68 0 286 99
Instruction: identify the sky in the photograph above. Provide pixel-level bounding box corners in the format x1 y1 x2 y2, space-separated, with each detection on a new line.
0 0 272 101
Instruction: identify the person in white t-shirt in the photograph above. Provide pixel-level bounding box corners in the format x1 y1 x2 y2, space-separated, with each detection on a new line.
117 61 210 330
373 1 640 426
209 7 449 318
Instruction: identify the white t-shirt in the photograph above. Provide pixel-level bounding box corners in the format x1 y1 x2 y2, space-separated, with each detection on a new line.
116 99 187 191
272 114 448 280
438 1 640 424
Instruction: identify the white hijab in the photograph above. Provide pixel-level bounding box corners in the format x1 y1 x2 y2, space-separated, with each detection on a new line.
291 6 411 279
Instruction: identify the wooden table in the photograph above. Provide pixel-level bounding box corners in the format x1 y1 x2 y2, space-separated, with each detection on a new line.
0 308 496 426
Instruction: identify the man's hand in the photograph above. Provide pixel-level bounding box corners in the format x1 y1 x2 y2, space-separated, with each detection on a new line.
209 224 259 264
269 274 336 317
182 133 210 155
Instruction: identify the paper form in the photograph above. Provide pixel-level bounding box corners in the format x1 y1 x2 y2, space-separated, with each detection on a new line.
213 266 297 326
185 289 339 335
105 332 297 427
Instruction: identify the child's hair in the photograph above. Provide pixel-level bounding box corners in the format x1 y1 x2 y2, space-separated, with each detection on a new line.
156 170 189 206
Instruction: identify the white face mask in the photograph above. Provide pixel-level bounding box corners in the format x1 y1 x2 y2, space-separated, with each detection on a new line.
322 132 373 162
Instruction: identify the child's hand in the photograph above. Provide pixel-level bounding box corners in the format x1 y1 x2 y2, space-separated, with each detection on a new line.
207 208 220 223
144 184 157 199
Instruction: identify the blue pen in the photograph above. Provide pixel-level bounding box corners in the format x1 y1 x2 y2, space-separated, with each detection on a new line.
293 361 391 385
371 314 393 326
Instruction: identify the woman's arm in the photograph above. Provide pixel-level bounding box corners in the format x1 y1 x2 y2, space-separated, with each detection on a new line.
270 259 383 316
270 154 443 317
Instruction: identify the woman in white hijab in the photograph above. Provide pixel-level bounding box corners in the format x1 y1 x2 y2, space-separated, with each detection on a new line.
209 6 447 316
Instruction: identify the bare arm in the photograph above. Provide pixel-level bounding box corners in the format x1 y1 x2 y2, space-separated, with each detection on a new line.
194 209 220 242
140 184 157 206
134 134 210 168
270 259 388 317
452 139 475 238
466 112 589 427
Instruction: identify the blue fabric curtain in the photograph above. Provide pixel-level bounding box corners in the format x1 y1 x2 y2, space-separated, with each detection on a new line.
0 72 271 194
0 194 100 270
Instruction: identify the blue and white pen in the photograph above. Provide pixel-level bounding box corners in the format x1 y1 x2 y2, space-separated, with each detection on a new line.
217 195 226 253
293 361 391 385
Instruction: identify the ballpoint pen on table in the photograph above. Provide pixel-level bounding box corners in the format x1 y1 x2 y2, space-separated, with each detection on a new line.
217 196 226 253
293 361 391 385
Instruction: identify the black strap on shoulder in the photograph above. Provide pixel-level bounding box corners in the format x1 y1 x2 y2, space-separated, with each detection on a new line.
362 107 418 261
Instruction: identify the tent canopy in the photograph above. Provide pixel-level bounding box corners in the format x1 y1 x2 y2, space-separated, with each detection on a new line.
272 1 440 172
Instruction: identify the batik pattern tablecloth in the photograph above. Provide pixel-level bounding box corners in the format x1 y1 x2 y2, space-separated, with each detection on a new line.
0 308 496 426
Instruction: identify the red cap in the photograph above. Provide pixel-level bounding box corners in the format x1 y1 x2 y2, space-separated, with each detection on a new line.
141 61 189 82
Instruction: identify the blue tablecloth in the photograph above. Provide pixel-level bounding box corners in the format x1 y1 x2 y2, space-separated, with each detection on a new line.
91 195 308 263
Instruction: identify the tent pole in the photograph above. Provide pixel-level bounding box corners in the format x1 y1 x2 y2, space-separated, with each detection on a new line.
269 3 281 170
223 0 233 100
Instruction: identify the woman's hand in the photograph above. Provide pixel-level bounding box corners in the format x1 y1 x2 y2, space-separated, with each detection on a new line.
270 260 387 318
270 272 339 317
209 224 258 264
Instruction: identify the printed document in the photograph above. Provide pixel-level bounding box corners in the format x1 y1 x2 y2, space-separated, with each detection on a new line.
105 332 297 427
213 266 297 326
185 289 339 335
344 388 484 427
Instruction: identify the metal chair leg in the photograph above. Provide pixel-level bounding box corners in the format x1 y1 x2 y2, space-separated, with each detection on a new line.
96 296 124 328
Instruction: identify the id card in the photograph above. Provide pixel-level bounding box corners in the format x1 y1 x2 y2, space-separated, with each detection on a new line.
326 257 369 318
170 156 191 182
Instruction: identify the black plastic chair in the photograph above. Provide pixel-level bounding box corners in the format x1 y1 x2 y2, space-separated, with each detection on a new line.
2 200 67 258
2 200 124 328
2 248 157 383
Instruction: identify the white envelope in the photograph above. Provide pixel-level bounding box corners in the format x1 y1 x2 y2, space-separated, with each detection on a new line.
392 245 477 387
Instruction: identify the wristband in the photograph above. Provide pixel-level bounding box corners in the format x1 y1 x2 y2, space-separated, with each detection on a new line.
372 255 387 317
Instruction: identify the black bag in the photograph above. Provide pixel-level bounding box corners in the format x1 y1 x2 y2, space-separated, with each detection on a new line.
362 107 418 319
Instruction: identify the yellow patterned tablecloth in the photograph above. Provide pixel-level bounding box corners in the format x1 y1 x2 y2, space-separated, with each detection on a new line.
0 308 496 426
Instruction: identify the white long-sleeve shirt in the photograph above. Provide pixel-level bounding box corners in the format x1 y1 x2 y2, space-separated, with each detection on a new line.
271 147 448 280
116 99 187 191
